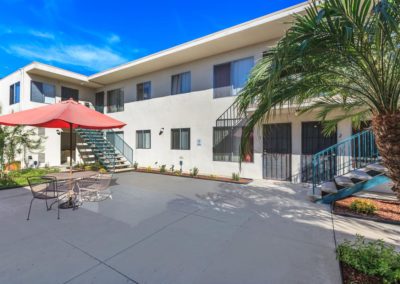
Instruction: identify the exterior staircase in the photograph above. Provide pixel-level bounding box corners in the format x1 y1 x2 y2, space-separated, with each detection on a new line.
310 129 392 204
76 129 132 171
215 101 248 128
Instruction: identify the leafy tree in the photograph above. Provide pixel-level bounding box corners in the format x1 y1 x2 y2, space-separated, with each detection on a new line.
237 0 400 198
0 126 45 172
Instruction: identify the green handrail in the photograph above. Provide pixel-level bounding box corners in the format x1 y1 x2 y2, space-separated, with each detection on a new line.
312 129 379 194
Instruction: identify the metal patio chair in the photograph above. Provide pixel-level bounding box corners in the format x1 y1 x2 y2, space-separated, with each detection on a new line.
27 176 60 220
77 173 113 202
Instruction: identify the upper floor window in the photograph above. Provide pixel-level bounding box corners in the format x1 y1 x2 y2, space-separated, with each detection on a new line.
213 57 254 98
9 82 20 105
107 88 124 113
31 81 56 104
137 81 151 101
171 128 190 150
171 72 191 95
95 91 105 113
61 86 79 101
136 130 151 149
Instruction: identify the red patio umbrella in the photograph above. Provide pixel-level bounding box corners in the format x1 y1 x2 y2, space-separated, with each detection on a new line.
0 99 126 204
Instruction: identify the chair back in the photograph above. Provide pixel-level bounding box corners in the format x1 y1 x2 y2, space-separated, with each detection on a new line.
27 177 57 198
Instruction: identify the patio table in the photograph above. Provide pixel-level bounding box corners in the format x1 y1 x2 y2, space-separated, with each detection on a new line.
44 171 98 209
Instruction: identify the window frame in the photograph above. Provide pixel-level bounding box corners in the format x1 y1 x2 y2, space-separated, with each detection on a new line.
213 56 254 99
136 130 151 149
9 82 20 105
171 128 191 150
107 88 124 113
137 81 152 101
171 71 191 95
30 80 56 104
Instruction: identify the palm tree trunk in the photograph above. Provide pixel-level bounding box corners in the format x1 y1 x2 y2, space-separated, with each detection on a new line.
372 112 400 200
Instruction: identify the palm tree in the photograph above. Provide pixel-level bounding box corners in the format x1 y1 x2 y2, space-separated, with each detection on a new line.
236 0 400 198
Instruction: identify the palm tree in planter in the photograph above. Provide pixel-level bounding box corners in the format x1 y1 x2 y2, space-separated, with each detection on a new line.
236 0 400 198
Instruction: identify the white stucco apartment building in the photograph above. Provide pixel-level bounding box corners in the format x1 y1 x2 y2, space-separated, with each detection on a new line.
0 2 354 181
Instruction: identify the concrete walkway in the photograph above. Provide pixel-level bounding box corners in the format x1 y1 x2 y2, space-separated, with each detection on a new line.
0 173 341 284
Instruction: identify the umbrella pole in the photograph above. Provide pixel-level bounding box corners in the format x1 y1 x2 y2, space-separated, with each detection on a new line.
69 123 73 206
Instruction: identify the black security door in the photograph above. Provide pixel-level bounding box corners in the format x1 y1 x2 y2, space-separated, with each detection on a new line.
263 123 292 181
301 122 337 182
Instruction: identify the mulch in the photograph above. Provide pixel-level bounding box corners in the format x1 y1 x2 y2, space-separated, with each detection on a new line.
334 196 400 224
341 262 383 284
134 168 253 184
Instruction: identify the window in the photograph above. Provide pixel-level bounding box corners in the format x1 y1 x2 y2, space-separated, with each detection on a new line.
213 127 253 162
171 72 191 95
137 82 151 101
214 57 254 98
61 86 79 101
136 130 151 149
107 89 124 113
31 81 56 103
95 91 105 113
9 82 20 105
171 128 190 150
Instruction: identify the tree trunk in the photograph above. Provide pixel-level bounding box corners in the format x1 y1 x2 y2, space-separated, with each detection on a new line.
372 112 400 200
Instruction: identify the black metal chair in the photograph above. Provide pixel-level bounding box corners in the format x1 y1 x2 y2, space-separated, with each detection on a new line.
77 173 113 202
27 176 60 220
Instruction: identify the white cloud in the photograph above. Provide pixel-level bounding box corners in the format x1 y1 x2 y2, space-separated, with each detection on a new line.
28 30 55 39
107 34 121 44
6 44 127 71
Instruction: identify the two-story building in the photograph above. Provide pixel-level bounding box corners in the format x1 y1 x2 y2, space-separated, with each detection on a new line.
0 2 354 181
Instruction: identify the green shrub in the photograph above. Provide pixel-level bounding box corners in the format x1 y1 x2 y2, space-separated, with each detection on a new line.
159 165 166 173
190 167 199 177
232 173 240 181
209 174 216 179
337 235 400 283
350 199 377 215
84 165 92 171
133 162 138 170
146 166 152 172
99 168 107 174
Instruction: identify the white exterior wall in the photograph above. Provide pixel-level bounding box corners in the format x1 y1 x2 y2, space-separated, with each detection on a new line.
0 70 96 168
0 42 354 180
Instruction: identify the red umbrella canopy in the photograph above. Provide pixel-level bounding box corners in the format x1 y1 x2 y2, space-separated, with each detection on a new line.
0 99 126 129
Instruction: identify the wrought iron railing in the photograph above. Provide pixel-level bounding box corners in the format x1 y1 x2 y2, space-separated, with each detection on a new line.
312 129 379 194
215 101 247 128
76 129 117 171
105 130 134 165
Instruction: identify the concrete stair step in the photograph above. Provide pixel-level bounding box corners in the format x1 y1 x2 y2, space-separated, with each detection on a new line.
366 163 388 173
334 176 354 187
344 169 373 181
319 182 338 194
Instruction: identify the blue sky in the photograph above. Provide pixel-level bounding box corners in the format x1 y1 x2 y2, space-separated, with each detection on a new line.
0 0 303 78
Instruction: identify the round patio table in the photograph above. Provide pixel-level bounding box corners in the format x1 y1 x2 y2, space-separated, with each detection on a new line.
44 171 98 209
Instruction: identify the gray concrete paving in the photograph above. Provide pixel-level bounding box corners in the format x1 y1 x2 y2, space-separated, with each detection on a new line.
0 173 341 284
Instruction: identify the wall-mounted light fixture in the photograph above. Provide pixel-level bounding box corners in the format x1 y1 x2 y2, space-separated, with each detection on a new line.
56 129 61 135
159 128 164 135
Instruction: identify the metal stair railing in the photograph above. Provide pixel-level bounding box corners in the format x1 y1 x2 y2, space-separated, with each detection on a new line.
215 101 247 128
312 129 379 195
104 130 134 165
76 129 117 171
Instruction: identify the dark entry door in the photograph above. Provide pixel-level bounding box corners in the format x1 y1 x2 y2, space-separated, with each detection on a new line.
61 86 79 101
95 92 105 113
263 123 292 181
301 122 337 182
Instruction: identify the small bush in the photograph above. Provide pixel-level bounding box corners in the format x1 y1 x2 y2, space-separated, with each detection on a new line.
84 165 92 171
170 165 175 172
146 166 152 172
99 168 107 174
337 235 400 283
133 162 138 170
209 174 216 179
232 173 240 181
190 167 199 177
174 170 181 176
159 165 166 173
350 199 377 215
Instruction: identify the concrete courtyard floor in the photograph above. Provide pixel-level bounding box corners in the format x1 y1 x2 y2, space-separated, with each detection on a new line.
1 171 394 284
